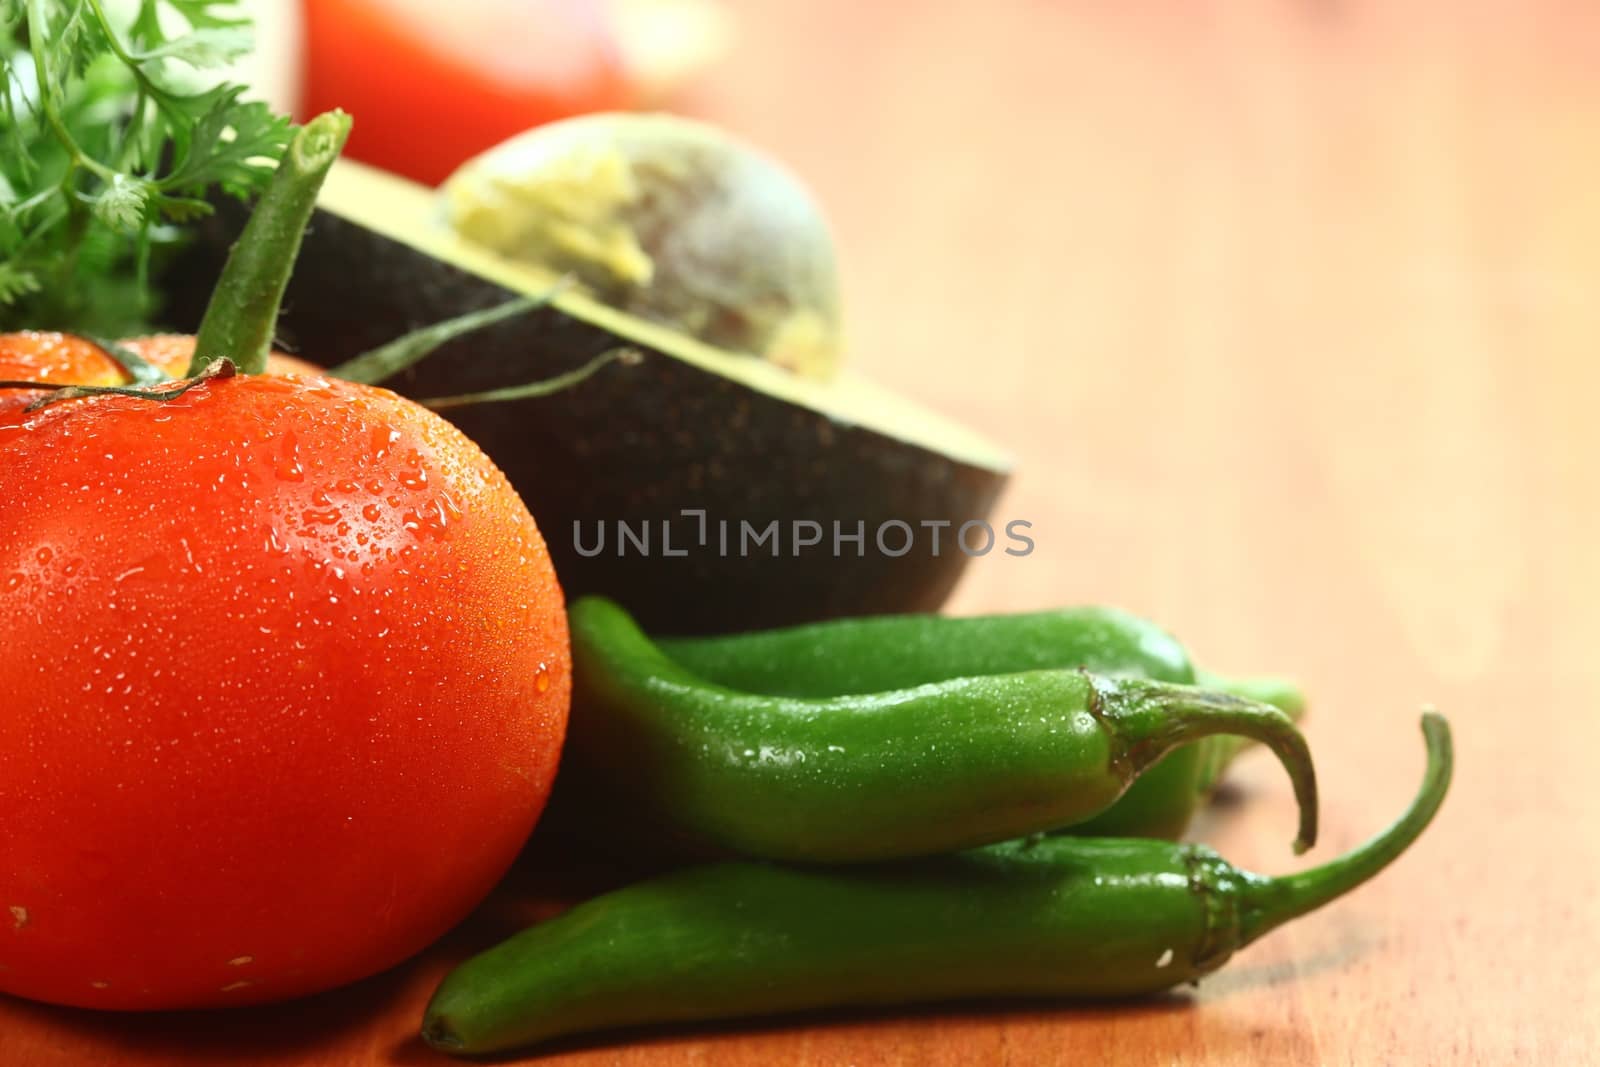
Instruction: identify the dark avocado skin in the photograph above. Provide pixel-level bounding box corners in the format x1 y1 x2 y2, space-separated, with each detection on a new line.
164 204 1008 635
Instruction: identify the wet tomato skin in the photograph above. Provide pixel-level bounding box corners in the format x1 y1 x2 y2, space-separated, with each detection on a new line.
0 370 570 1009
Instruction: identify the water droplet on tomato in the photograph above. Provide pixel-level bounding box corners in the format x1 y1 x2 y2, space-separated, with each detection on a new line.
275 431 304 483
370 425 400 460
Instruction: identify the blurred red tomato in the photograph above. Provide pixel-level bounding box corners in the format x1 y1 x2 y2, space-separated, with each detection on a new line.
302 0 633 185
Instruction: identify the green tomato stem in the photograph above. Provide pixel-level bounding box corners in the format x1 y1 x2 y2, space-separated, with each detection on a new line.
188 112 352 377
417 348 642 410
322 282 638 408
0 359 237 412
83 336 166 386
327 283 570 385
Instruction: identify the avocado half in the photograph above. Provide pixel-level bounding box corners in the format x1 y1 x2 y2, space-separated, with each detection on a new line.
164 161 1012 635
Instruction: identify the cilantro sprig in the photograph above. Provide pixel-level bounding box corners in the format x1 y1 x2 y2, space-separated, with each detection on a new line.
0 0 290 334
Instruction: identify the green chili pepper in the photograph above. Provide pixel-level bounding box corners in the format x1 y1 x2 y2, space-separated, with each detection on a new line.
567 597 1317 863
657 607 1198 695
424 713 1450 1055
660 607 1306 841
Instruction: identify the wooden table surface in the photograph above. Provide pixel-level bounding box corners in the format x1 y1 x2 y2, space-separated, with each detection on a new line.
4 1 1597 1063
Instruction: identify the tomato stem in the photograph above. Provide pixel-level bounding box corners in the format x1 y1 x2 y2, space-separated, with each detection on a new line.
188 112 353 377
83 336 168 385
324 278 638 409
328 280 570 385
1 360 237 412
416 347 642 410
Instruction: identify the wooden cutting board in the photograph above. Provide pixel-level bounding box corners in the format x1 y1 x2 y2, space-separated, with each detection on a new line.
3 1 1595 1063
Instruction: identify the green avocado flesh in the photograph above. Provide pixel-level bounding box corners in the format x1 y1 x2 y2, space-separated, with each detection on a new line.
164 160 1011 634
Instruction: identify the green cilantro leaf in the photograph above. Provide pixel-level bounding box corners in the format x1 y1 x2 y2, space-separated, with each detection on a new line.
1 0 290 335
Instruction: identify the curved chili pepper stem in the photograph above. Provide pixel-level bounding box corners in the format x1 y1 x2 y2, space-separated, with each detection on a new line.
1238 711 1452 947
1094 676 1319 854
327 280 572 385
1 360 236 412
1192 670 1307 793
188 112 352 378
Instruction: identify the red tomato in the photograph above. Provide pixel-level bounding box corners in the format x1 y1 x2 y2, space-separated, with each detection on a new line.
0 348 570 1009
301 0 632 185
